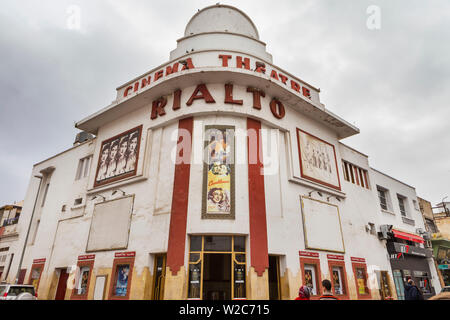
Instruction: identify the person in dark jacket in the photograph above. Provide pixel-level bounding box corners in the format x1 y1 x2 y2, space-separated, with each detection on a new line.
404 279 422 300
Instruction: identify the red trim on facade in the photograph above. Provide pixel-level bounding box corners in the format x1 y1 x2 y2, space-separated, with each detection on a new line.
115 251 136 258
28 259 46 292
327 259 349 300
299 257 323 299
108 256 135 300
78 254 95 261
352 261 372 300
247 118 269 277
327 254 344 261
299 251 319 258
350 257 366 263
71 259 95 300
166 117 194 275
392 229 424 244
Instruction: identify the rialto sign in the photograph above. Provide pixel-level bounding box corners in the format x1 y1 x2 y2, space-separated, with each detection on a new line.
149 83 287 121
116 51 321 119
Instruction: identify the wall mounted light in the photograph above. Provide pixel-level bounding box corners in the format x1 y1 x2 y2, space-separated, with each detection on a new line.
327 195 341 202
308 191 323 197
112 189 126 196
91 194 106 201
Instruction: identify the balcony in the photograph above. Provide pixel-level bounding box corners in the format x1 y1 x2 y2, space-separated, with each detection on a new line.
2 216 19 227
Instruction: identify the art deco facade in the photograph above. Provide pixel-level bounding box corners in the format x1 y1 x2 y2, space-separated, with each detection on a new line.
6 5 441 300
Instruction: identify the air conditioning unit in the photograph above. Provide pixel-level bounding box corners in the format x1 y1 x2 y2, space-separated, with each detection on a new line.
378 224 393 240
422 231 432 241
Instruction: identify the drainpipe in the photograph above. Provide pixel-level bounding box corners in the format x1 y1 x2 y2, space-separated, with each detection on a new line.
14 175 43 284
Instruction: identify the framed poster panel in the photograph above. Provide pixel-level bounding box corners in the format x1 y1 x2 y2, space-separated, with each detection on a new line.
94 125 143 188
202 125 235 220
300 196 345 253
296 128 341 190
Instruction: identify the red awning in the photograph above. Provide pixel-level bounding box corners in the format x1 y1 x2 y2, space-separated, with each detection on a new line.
392 229 424 244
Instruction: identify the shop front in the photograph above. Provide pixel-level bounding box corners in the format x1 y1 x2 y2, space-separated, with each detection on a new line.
432 238 450 286
387 231 435 299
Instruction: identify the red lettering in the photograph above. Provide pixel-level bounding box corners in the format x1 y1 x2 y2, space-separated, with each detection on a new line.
270 98 285 119
173 89 182 110
154 70 164 81
270 70 279 81
133 82 139 92
151 97 167 120
302 87 311 99
166 63 179 76
279 74 288 84
255 61 266 74
186 84 216 106
224 84 243 105
236 56 250 70
246 87 265 110
124 85 133 97
180 58 195 70
219 54 232 67
290 80 301 92
141 76 151 89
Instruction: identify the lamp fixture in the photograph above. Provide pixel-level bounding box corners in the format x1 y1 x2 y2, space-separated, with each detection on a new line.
308 191 323 197
112 189 126 196
91 194 106 201
327 195 341 202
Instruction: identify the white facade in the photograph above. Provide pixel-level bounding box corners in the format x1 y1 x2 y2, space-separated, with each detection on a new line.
6 5 439 300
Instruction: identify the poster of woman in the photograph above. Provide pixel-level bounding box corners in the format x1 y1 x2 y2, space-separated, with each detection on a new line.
203 126 235 219
94 125 142 187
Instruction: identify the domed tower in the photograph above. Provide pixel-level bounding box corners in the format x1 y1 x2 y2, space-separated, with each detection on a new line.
71 4 360 301
170 4 273 62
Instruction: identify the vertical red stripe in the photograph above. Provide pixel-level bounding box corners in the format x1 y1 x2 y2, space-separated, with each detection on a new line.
166 117 193 275
247 118 269 276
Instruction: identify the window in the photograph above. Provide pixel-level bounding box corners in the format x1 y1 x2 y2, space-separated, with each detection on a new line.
41 183 50 207
342 161 370 189
377 186 388 211
74 198 83 206
75 156 92 180
397 195 407 217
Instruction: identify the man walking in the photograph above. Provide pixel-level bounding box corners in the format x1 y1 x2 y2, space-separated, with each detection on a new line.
404 278 423 300
319 279 340 300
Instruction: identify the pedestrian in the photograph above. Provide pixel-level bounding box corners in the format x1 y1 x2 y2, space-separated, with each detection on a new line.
295 285 311 300
404 278 424 300
319 279 340 300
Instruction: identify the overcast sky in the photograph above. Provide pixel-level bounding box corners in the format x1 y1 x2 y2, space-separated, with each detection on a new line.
0 0 449 207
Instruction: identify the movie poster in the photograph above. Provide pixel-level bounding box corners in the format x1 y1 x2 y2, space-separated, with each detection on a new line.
94 125 142 187
114 264 130 297
202 126 235 219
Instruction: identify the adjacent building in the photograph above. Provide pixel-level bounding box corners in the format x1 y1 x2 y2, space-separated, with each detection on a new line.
5 4 442 299
431 201 450 286
0 201 23 282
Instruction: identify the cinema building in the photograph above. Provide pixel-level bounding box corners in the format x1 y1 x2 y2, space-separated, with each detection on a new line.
7 5 441 300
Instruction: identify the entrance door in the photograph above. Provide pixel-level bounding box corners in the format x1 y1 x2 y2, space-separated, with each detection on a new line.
203 253 231 300
152 254 166 300
268 256 280 300
55 269 69 300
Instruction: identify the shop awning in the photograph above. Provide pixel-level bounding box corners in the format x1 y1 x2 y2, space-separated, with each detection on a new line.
392 229 424 244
